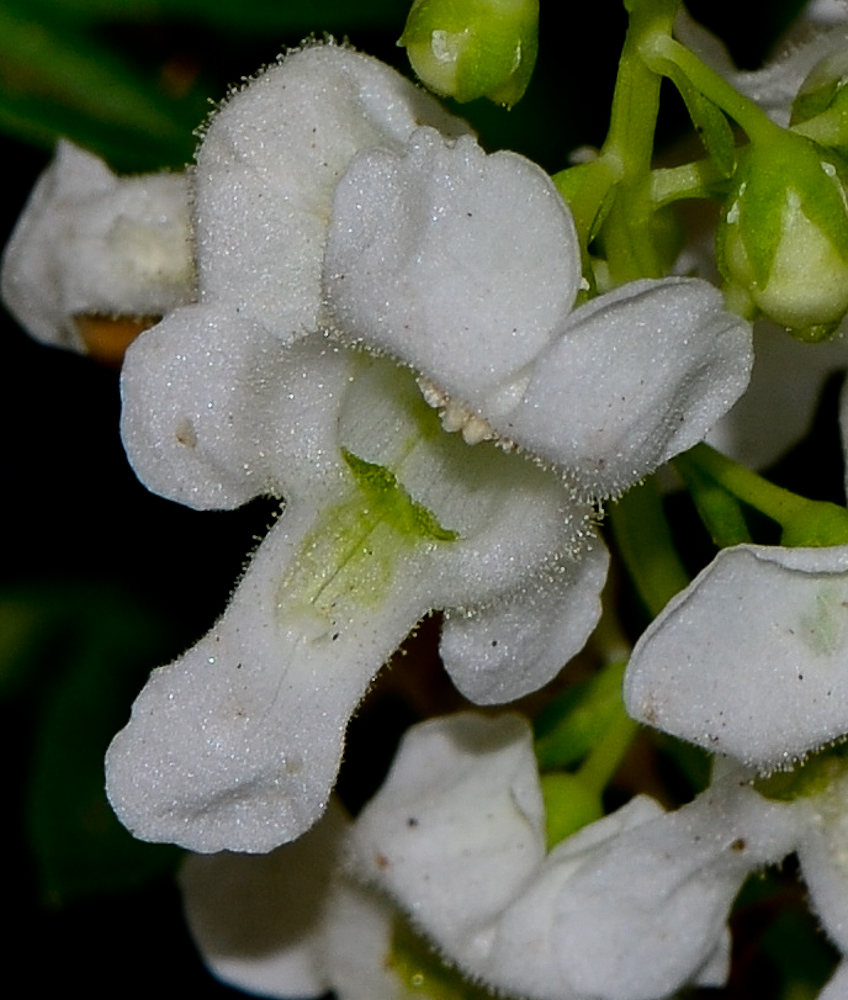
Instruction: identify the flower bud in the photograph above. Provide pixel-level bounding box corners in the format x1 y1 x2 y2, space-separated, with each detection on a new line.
716 135 848 340
399 0 538 107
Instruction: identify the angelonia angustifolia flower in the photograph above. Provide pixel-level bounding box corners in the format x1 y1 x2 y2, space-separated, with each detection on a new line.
716 132 848 341
399 0 538 107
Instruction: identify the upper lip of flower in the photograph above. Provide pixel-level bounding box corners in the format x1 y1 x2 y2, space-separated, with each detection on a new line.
322 124 754 501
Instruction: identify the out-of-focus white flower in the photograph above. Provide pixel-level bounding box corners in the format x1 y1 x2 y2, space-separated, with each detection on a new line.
1 140 194 352
180 799 425 1000
347 713 803 1000
706 322 848 470
101 39 750 856
178 714 804 1000
180 800 349 999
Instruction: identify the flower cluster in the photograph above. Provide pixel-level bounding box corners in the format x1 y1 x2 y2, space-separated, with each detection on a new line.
12 1 848 998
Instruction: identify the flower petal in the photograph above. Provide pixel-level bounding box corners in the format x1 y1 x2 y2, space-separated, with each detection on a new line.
320 877 420 1000
625 543 848 768
196 44 470 335
121 315 354 509
498 277 753 498
709 322 848 470
180 799 348 998
105 493 436 853
1 140 193 351
324 126 581 404
349 713 546 959
440 538 609 704
797 772 848 953
489 778 801 1000
336 354 596 607
816 959 848 1000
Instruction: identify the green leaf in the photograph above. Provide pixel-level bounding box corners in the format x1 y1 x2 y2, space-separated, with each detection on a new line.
25 588 183 904
0 0 203 168
21 0 409 33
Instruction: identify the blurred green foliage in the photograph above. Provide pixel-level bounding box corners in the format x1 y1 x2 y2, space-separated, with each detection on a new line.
1 586 182 903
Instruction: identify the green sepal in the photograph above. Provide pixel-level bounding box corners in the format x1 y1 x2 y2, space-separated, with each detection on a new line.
732 137 848 289
792 49 848 158
553 159 619 249
400 0 539 107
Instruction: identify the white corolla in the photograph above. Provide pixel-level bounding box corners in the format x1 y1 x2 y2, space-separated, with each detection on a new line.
57 40 755 854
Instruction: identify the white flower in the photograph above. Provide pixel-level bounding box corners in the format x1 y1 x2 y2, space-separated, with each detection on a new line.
1 140 194 352
624 541 848 973
101 40 751 855
177 714 804 1000
346 713 802 1000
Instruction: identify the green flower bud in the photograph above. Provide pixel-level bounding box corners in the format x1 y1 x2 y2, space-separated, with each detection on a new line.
399 0 539 107
716 134 848 340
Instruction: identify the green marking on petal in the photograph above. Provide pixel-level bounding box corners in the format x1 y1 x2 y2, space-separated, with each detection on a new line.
342 449 459 544
277 448 458 638
388 917 498 1000
797 580 848 658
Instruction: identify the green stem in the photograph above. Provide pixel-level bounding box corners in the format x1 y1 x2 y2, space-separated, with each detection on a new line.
599 0 681 282
576 699 639 794
640 34 782 144
650 158 732 207
679 443 848 547
682 443 810 524
609 476 690 617
673 449 752 547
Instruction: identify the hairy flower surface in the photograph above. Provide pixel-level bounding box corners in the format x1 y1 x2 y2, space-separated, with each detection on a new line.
101 41 752 855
